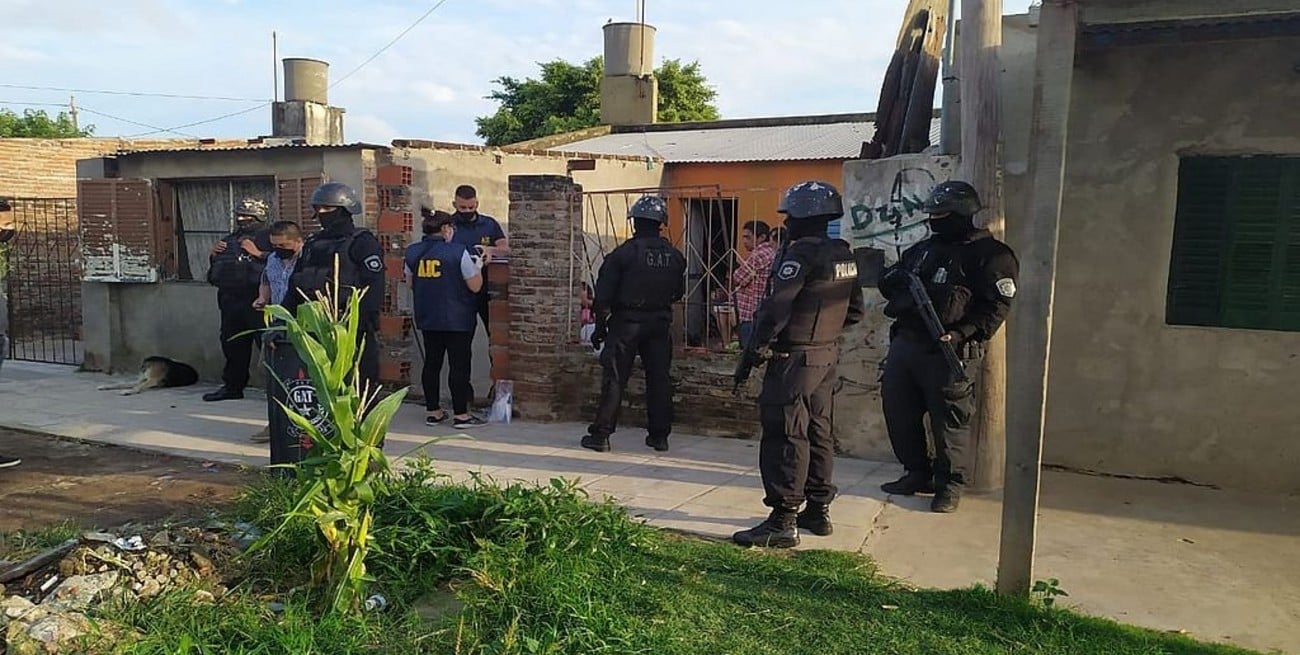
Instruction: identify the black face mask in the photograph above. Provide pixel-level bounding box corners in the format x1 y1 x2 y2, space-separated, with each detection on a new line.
235 218 260 231
927 213 974 239
318 209 352 233
273 247 298 260
455 211 476 222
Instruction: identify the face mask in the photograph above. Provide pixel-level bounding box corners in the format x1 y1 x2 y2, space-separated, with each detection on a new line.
318 209 351 232
455 211 476 222
273 247 298 260
927 213 973 237
235 218 258 230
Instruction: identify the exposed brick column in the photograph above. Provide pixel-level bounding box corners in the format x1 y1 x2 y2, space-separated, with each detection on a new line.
505 175 582 420
374 163 415 390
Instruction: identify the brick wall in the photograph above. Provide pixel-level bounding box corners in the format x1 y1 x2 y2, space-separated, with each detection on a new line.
0 138 248 198
373 161 416 389
502 174 764 440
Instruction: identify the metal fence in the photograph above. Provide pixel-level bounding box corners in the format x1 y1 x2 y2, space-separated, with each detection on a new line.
4 197 83 365
574 186 782 352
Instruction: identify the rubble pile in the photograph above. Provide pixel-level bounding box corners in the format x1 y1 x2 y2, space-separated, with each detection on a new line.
0 523 257 654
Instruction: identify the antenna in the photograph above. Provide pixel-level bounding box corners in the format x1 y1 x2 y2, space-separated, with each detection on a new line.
272 31 279 102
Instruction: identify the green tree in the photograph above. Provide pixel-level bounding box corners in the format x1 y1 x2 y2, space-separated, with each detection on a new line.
475 56 720 146
0 108 94 137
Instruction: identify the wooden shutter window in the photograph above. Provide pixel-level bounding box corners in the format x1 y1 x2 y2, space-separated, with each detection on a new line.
277 174 325 234
78 178 159 283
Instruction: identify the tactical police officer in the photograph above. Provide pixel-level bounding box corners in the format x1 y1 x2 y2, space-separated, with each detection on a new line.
285 182 386 392
877 180 1019 513
405 209 487 430
581 196 687 453
731 180 865 549
204 198 274 402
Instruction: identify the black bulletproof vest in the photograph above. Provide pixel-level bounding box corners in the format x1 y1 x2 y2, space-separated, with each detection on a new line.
285 231 362 313
778 237 859 348
615 236 686 312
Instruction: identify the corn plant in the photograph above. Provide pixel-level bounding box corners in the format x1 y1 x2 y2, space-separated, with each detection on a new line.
250 258 408 614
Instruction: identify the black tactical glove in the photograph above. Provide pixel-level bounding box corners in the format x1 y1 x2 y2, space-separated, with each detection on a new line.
591 322 608 352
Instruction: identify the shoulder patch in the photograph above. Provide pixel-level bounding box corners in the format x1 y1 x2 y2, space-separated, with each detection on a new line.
363 254 384 273
996 278 1017 298
776 260 802 281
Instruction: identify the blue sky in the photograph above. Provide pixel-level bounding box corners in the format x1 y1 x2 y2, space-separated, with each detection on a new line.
2 0 1038 145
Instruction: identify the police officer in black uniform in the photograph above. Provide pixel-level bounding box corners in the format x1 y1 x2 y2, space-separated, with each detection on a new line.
581 196 687 453
204 198 273 402
878 180 1019 513
284 182 386 392
732 180 864 549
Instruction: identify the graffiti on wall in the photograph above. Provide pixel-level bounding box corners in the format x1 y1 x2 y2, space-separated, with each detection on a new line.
848 166 939 260
844 156 955 263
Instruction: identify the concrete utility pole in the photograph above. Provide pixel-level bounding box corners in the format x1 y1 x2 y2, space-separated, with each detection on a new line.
958 0 1006 492
997 0 1077 596
69 95 79 132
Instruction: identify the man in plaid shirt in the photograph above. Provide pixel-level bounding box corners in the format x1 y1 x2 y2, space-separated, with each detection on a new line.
731 220 778 348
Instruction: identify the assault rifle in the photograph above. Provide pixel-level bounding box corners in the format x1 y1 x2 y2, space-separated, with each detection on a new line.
903 270 968 383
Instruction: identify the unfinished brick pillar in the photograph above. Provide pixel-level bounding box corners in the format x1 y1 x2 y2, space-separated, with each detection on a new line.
374 163 416 390
505 175 582 420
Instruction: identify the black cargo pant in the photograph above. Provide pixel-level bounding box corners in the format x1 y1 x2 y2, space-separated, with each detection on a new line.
422 330 474 415
218 288 263 392
589 313 673 440
880 332 981 490
758 345 839 510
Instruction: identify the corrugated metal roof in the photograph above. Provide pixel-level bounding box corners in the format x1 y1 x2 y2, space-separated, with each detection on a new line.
549 118 942 163
114 141 384 156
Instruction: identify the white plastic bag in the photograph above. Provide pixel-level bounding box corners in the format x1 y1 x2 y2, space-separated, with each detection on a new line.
488 380 514 424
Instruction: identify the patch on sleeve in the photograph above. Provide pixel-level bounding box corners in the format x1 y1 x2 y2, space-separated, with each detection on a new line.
363 254 384 273
776 260 802 281
996 278 1017 298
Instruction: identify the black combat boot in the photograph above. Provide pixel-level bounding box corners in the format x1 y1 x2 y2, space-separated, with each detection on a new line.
644 434 669 452
732 508 800 549
580 433 611 453
931 486 962 513
880 471 935 496
203 386 244 402
796 501 833 536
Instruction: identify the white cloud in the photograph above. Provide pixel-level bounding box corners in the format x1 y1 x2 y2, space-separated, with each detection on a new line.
346 114 400 145
410 81 458 104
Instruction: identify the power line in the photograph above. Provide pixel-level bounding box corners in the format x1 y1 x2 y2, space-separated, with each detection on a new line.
330 0 454 89
126 102 268 138
77 106 196 138
0 83 265 102
0 100 70 108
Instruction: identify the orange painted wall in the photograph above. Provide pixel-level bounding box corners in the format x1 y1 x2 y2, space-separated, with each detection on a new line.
662 159 847 243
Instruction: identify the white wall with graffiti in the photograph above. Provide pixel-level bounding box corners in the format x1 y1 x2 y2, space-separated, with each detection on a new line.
828 154 957 461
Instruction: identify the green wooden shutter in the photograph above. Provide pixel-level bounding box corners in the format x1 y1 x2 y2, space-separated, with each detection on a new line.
1168 156 1300 332
1167 158 1234 326
1220 158 1286 329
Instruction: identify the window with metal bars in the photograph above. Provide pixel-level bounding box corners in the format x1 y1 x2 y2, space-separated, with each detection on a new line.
1166 155 1300 332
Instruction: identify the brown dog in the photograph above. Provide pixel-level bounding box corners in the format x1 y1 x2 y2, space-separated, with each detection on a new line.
97 356 200 396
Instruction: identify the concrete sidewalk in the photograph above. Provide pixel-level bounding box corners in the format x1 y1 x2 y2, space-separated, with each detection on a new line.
2 361 1297 654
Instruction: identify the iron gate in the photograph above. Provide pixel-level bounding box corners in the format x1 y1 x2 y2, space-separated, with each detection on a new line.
4 197 82 365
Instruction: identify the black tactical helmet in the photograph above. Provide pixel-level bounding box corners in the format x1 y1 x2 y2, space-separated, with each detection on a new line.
310 182 362 215
627 195 668 224
923 180 982 217
778 180 844 220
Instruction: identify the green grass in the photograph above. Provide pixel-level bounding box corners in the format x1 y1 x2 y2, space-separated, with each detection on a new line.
0 520 80 561
76 461 1262 654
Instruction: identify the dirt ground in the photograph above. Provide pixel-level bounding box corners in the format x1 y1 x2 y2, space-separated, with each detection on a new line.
0 429 257 533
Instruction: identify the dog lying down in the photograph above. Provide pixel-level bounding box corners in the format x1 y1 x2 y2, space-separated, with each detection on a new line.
96 356 200 396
